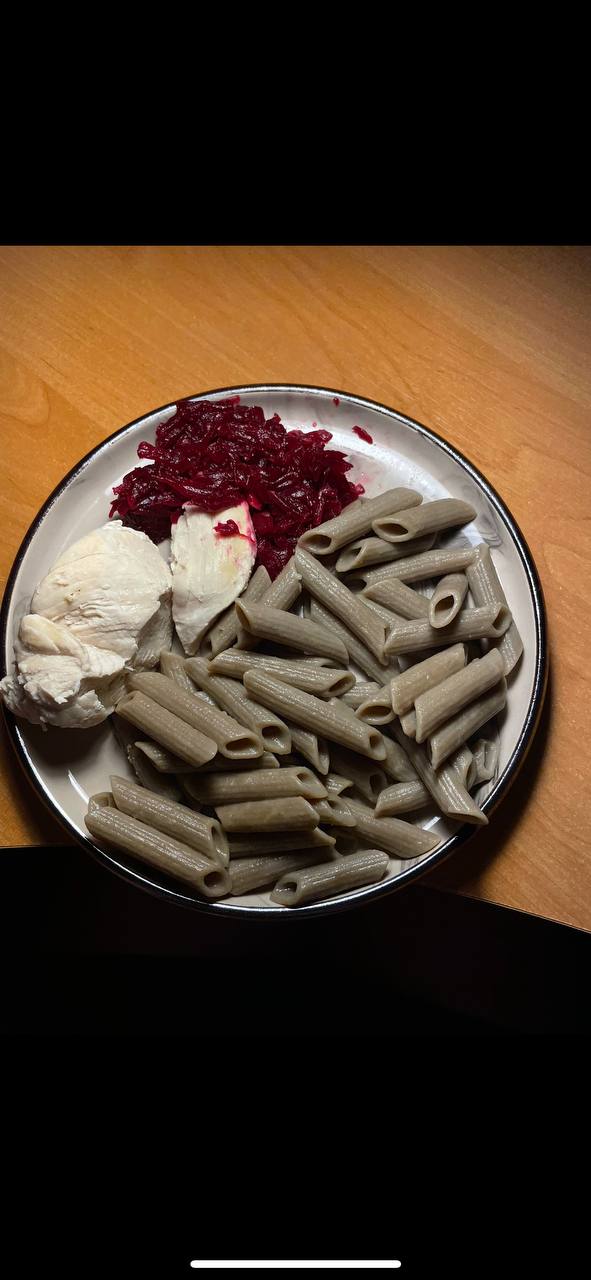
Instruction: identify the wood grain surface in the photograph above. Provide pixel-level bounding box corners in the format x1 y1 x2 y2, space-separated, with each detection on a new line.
0 245 589 930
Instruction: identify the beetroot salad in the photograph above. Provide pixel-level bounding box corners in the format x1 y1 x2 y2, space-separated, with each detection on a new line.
109 397 364 578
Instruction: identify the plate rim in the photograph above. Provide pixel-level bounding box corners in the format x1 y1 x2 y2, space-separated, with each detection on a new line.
0 383 549 918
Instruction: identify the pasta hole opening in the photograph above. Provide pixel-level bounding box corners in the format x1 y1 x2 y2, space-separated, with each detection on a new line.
262 725 289 749
434 595 454 618
278 878 298 899
336 549 359 572
367 729 383 751
329 675 354 696
203 869 227 890
381 521 408 538
227 737 259 756
302 533 332 553
344 575 366 593
492 604 511 633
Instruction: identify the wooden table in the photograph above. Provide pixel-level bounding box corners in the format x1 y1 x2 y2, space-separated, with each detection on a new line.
1 245 588 931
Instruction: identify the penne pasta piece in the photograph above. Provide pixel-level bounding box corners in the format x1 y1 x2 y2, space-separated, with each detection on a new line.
466 544 524 675
271 849 389 906
234 600 349 664
235 556 303 649
373 498 476 543
355 685 395 726
208 650 354 697
364 578 431 621
229 849 334 895
295 547 388 664
382 605 511 657
159 651 200 693
325 772 354 796
185 657 291 755
126 745 183 802
328 744 388 805
399 710 417 737
215 794 320 833
182 766 327 805
126 671 262 760
447 745 477 791
335 534 436 574
134 740 199 774
284 722 330 774
363 598 408 627
428 574 469 629
85 802 232 897
308 599 400 685
116 691 218 768
109 774 229 866
374 779 431 817
202 564 271 659
313 796 357 827
195 752 280 774
471 737 499 785
243 670 387 761
342 681 382 709
390 724 487 825
380 732 418 783
298 487 422 556
414 648 505 743
346 796 441 858
389 644 467 715
356 546 477 589
228 828 335 857
427 679 508 769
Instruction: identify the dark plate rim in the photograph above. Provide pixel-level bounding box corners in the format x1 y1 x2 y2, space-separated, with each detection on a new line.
0 383 549 919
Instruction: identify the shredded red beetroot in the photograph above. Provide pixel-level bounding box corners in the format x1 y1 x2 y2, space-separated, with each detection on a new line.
353 425 373 444
110 397 363 578
214 519 242 537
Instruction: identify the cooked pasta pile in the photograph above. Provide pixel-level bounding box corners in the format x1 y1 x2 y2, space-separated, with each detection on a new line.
86 489 521 907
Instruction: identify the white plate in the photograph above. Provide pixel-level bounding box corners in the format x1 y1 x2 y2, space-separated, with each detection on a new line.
0 385 548 916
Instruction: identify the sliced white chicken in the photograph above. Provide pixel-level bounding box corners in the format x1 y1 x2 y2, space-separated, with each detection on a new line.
32 520 173 666
170 502 257 655
0 615 126 728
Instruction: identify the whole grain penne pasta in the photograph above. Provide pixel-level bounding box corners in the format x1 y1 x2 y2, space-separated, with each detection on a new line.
109 774 229 866
126 745 183 802
427 678 508 769
134 740 199 774
271 848 389 906
202 564 271 659
363 598 408 627
116 691 218 768
447 744 477 791
126 671 262 760
195 752 280 774
335 533 437 573
355 684 395 726
295 547 388 664
159 651 201 693
466 544 524 675
346 796 440 858
85 802 232 897
216 794 320 833
208 650 354 697
325 772 354 796
428 574 469 629
328 744 388 804
313 796 356 827
390 723 486 825
374 779 431 817
230 848 334 895
228 828 335 857
342 681 382 709
389 645 467 715
414 648 505 743
356 546 477 588
298 487 422 555
382 605 510 658
308 599 399 685
284 722 330 774
365 578 431 621
235 556 303 649
400 710 417 737
243 670 387 761
373 498 476 543
234 600 349 664
182 766 327 806
471 737 499 784
380 733 418 783
185 657 291 755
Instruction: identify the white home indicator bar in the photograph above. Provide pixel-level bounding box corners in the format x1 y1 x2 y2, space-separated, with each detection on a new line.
190 1264 401 1271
